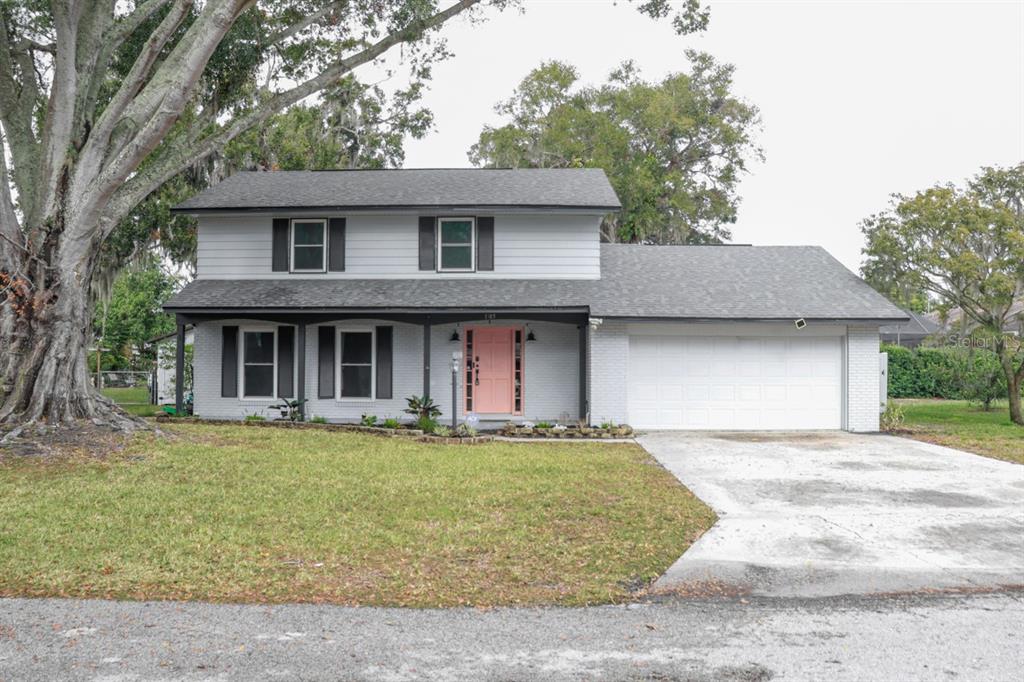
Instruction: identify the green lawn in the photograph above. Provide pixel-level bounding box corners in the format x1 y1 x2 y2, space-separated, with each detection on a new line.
100 385 158 417
0 424 714 607
896 399 1024 465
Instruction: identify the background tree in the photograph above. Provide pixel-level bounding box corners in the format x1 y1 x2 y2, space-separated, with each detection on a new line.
101 76 434 282
861 164 1024 424
93 259 178 371
469 52 761 243
860 258 932 313
0 0 711 431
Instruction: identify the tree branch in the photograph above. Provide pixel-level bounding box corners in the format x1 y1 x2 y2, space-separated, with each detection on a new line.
35 2 84 224
104 0 482 228
109 0 176 49
83 0 195 171
267 1 346 45
74 0 254 231
0 13 41 222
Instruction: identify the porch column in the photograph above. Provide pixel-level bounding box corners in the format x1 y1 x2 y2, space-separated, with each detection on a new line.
422 316 431 398
174 317 185 414
578 322 588 422
296 322 306 419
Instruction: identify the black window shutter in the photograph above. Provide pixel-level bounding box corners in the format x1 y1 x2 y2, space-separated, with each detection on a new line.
418 216 436 271
278 326 295 399
272 218 290 272
221 326 238 397
376 326 393 399
318 326 335 399
477 216 494 271
328 218 346 272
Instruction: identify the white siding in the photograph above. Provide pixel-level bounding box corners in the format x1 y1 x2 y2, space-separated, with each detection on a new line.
192 319 580 424
195 213 601 280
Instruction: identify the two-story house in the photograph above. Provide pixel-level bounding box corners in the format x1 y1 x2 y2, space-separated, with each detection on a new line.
163 168 906 431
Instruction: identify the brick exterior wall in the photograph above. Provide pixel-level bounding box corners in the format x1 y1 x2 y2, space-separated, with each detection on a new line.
845 325 881 432
587 320 629 426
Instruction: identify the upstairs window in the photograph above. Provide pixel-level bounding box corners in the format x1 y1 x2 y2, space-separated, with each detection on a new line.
291 219 326 272
438 218 475 272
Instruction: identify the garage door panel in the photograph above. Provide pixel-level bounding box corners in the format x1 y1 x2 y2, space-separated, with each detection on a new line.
659 384 684 401
710 385 734 401
628 334 841 430
631 382 659 402
737 385 761 401
683 409 710 428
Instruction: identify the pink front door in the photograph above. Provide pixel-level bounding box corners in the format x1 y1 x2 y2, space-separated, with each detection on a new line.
470 327 514 414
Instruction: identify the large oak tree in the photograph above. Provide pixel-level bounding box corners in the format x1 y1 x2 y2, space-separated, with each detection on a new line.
861 164 1024 425
469 53 761 243
0 0 708 431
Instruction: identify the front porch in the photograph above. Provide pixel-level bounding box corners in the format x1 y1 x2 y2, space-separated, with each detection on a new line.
173 311 589 427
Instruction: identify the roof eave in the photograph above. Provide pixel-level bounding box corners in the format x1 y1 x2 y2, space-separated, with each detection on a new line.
170 203 622 215
163 305 591 315
596 315 911 324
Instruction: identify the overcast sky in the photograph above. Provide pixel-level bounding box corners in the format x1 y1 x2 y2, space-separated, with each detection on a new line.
396 0 1024 272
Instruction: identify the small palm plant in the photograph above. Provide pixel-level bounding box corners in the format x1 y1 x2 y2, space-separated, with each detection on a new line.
269 398 308 422
403 395 441 421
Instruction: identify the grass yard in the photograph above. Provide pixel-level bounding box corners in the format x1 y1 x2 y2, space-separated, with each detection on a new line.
100 385 158 417
896 399 1024 465
0 424 714 607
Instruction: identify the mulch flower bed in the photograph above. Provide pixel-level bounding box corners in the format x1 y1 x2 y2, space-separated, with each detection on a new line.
498 424 634 439
154 415 493 444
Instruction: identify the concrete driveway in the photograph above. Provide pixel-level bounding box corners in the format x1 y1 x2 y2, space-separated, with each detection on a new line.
639 431 1024 597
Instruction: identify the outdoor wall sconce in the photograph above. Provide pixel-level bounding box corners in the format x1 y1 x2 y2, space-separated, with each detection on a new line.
526 325 537 342
450 325 460 342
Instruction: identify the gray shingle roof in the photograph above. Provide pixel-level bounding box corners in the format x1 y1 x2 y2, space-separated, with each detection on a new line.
172 168 621 212
166 245 907 322
880 309 941 336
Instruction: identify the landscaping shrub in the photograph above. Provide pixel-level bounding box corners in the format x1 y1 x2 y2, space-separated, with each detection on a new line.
416 416 439 433
880 401 905 431
883 343 1009 406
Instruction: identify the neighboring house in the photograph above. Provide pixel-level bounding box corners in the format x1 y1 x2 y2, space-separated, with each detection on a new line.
163 168 907 432
925 299 1024 337
880 309 941 348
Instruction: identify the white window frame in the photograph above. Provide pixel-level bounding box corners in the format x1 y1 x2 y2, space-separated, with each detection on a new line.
290 218 327 273
437 217 476 272
336 327 376 401
239 326 278 400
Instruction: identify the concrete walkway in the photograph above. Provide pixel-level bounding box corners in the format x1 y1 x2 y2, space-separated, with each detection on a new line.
639 431 1024 597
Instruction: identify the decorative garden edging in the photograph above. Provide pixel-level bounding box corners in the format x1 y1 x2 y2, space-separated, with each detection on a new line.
154 415 495 444
498 424 634 439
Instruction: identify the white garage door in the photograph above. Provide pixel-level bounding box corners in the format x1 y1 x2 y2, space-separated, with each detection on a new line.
627 335 843 430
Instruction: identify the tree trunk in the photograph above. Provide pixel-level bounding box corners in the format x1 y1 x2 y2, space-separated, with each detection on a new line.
1 222 135 432
999 350 1023 426
1006 371 1023 426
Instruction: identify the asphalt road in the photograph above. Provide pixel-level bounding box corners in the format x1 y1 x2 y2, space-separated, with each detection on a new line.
1 593 1021 681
